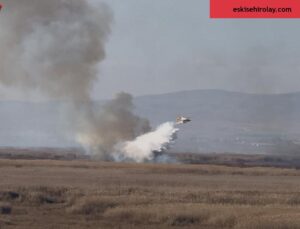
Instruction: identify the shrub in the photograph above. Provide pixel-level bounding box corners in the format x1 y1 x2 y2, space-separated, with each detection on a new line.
0 202 12 215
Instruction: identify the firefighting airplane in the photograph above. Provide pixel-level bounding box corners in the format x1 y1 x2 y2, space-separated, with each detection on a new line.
176 116 191 124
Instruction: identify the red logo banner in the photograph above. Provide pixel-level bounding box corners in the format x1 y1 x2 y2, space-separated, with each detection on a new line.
210 0 300 18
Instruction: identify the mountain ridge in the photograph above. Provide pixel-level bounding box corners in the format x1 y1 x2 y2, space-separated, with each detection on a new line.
1 89 300 154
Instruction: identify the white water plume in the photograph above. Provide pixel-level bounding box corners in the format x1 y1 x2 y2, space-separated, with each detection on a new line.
113 122 178 162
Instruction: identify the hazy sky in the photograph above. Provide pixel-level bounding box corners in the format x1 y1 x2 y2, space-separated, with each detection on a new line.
92 0 300 99
2 0 300 100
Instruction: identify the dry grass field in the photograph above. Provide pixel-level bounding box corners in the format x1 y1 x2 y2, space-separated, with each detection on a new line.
0 156 300 228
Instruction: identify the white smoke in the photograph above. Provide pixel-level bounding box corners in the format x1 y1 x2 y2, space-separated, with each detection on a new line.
113 122 178 162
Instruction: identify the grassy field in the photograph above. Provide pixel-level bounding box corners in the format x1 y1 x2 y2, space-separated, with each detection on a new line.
0 158 300 228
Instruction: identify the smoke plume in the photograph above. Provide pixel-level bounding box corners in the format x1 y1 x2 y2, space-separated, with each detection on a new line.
0 0 179 161
76 92 150 159
0 0 112 101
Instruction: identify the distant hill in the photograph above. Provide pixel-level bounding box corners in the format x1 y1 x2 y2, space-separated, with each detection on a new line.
135 90 300 154
1 89 300 154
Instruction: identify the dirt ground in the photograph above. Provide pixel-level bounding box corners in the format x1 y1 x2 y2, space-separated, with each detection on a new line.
0 158 300 228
